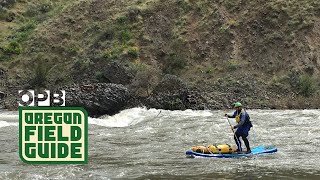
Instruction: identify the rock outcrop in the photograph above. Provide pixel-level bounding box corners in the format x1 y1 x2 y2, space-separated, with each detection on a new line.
143 75 206 110
65 83 131 116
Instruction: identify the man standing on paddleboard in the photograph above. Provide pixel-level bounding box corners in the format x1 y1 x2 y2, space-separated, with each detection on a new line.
225 102 253 153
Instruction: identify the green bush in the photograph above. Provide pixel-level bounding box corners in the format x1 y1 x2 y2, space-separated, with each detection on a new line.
3 41 22 55
128 47 139 58
298 74 316 97
18 22 36 32
31 62 49 88
103 45 125 60
164 53 187 74
119 30 132 42
15 21 36 42
116 15 128 25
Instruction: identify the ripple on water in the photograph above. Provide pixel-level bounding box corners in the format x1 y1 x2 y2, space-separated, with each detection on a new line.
0 108 320 179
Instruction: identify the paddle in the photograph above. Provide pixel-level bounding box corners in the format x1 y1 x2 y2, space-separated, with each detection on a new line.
226 116 235 133
226 116 241 151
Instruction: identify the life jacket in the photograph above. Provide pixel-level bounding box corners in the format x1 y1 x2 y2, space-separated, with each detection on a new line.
236 109 253 128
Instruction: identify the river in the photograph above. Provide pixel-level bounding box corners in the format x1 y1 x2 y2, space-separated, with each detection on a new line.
0 108 319 179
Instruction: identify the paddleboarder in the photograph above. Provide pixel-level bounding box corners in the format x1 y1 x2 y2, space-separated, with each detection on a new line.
225 102 253 153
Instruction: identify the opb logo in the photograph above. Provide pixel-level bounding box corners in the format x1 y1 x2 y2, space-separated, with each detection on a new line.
18 90 65 107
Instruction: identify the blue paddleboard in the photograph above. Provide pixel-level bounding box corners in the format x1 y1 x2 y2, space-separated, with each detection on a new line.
186 146 277 158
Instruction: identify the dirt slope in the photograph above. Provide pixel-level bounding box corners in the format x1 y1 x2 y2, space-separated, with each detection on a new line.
1 0 320 109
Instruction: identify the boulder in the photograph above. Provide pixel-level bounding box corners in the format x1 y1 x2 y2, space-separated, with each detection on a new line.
102 61 135 85
0 91 5 99
65 83 131 116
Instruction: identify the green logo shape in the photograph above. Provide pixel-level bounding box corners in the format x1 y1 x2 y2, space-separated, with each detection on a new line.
19 107 88 164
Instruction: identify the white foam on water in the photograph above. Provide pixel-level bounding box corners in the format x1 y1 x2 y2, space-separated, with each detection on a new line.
0 112 19 122
301 109 320 115
88 107 160 127
88 107 214 128
0 108 214 128
0 121 18 128
166 109 213 117
0 111 19 130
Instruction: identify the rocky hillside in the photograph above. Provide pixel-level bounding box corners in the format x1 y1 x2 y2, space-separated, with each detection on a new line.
1 0 320 114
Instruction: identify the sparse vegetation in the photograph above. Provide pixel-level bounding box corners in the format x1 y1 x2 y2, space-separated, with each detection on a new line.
219 24 230 33
0 0 320 109
24 0 53 17
103 45 124 60
223 0 239 12
200 66 214 74
73 59 92 72
227 60 239 70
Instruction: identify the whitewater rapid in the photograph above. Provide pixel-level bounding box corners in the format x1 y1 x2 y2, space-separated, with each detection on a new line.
0 108 320 179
